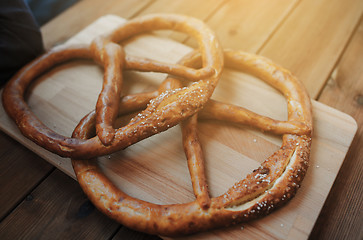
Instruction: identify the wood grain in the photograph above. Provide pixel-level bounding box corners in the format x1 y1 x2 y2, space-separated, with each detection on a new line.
113 227 160 240
41 0 154 49
190 0 298 52
259 0 363 98
0 132 53 221
309 17 363 240
0 170 119 240
137 0 225 43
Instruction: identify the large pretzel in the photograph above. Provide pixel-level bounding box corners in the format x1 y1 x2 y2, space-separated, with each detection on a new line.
71 50 312 237
2 14 223 159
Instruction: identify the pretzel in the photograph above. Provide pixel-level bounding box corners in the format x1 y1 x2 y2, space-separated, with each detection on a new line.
71 50 312 236
1 14 223 159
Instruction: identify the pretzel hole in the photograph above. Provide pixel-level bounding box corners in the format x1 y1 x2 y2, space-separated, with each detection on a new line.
198 122 280 198
98 124 195 205
213 69 288 122
25 60 104 137
122 30 194 58
122 32 194 69
122 71 165 93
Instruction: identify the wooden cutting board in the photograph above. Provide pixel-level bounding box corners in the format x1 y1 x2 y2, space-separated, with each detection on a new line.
0 15 358 240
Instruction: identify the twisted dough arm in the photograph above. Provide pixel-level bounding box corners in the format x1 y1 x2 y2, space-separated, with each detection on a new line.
90 37 125 146
181 115 211 210
125 55 215 81
200 100 311 135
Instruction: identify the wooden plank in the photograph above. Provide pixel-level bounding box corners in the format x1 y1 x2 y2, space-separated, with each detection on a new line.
0 132 53 220
41 0 154 49
309 17 363 240
194 0 298 52
139 0 225 18
0 170 119 239
0 15 357 239
136 0 225 43
259 0 363 98
113 227 160 240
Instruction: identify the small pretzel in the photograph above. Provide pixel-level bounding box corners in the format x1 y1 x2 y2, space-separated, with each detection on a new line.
1 14 223 159
71 50 312 236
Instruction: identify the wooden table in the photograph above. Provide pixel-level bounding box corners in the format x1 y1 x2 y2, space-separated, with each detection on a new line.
0 0 362 239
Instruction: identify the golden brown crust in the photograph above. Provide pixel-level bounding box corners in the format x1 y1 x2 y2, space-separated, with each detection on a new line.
90 37 125 146
71 50 312 236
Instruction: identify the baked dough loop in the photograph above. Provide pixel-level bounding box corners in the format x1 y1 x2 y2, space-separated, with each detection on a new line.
2 14 223 159
72 50 313 237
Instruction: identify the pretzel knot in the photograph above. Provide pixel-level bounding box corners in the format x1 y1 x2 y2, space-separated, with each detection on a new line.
2 14 313 237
